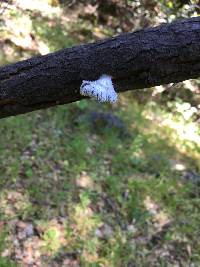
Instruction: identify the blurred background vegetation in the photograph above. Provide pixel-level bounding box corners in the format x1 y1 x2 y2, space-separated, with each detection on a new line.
0 0 200 266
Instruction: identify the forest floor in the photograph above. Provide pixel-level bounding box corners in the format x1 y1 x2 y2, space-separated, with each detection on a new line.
0 1 200 266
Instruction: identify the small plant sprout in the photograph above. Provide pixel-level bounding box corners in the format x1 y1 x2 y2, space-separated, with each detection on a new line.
80 74 118 103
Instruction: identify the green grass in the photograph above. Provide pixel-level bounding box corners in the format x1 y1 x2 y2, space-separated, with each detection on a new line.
0 229 18 267
0 258 17 267
0 98 199 266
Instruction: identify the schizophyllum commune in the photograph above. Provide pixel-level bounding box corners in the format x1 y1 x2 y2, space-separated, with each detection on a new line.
80 74 118 103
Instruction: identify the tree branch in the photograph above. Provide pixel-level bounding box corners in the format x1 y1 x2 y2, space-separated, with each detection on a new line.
0 17 200 118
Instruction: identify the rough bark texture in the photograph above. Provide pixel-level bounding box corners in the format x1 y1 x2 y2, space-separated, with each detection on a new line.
0 17 200 118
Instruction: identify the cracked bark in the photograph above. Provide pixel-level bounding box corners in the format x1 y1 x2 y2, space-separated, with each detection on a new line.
0 16 200 119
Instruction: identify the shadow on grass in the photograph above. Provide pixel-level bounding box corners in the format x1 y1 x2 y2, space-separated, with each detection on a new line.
0 99 200 266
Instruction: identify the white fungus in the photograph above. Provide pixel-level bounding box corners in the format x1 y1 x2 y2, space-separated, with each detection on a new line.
80 74 118 103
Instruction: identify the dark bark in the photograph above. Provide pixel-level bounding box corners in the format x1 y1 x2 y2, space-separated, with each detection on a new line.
0 17 200 119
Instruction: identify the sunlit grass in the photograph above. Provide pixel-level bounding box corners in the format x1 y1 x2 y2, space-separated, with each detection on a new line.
0 93 199 266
